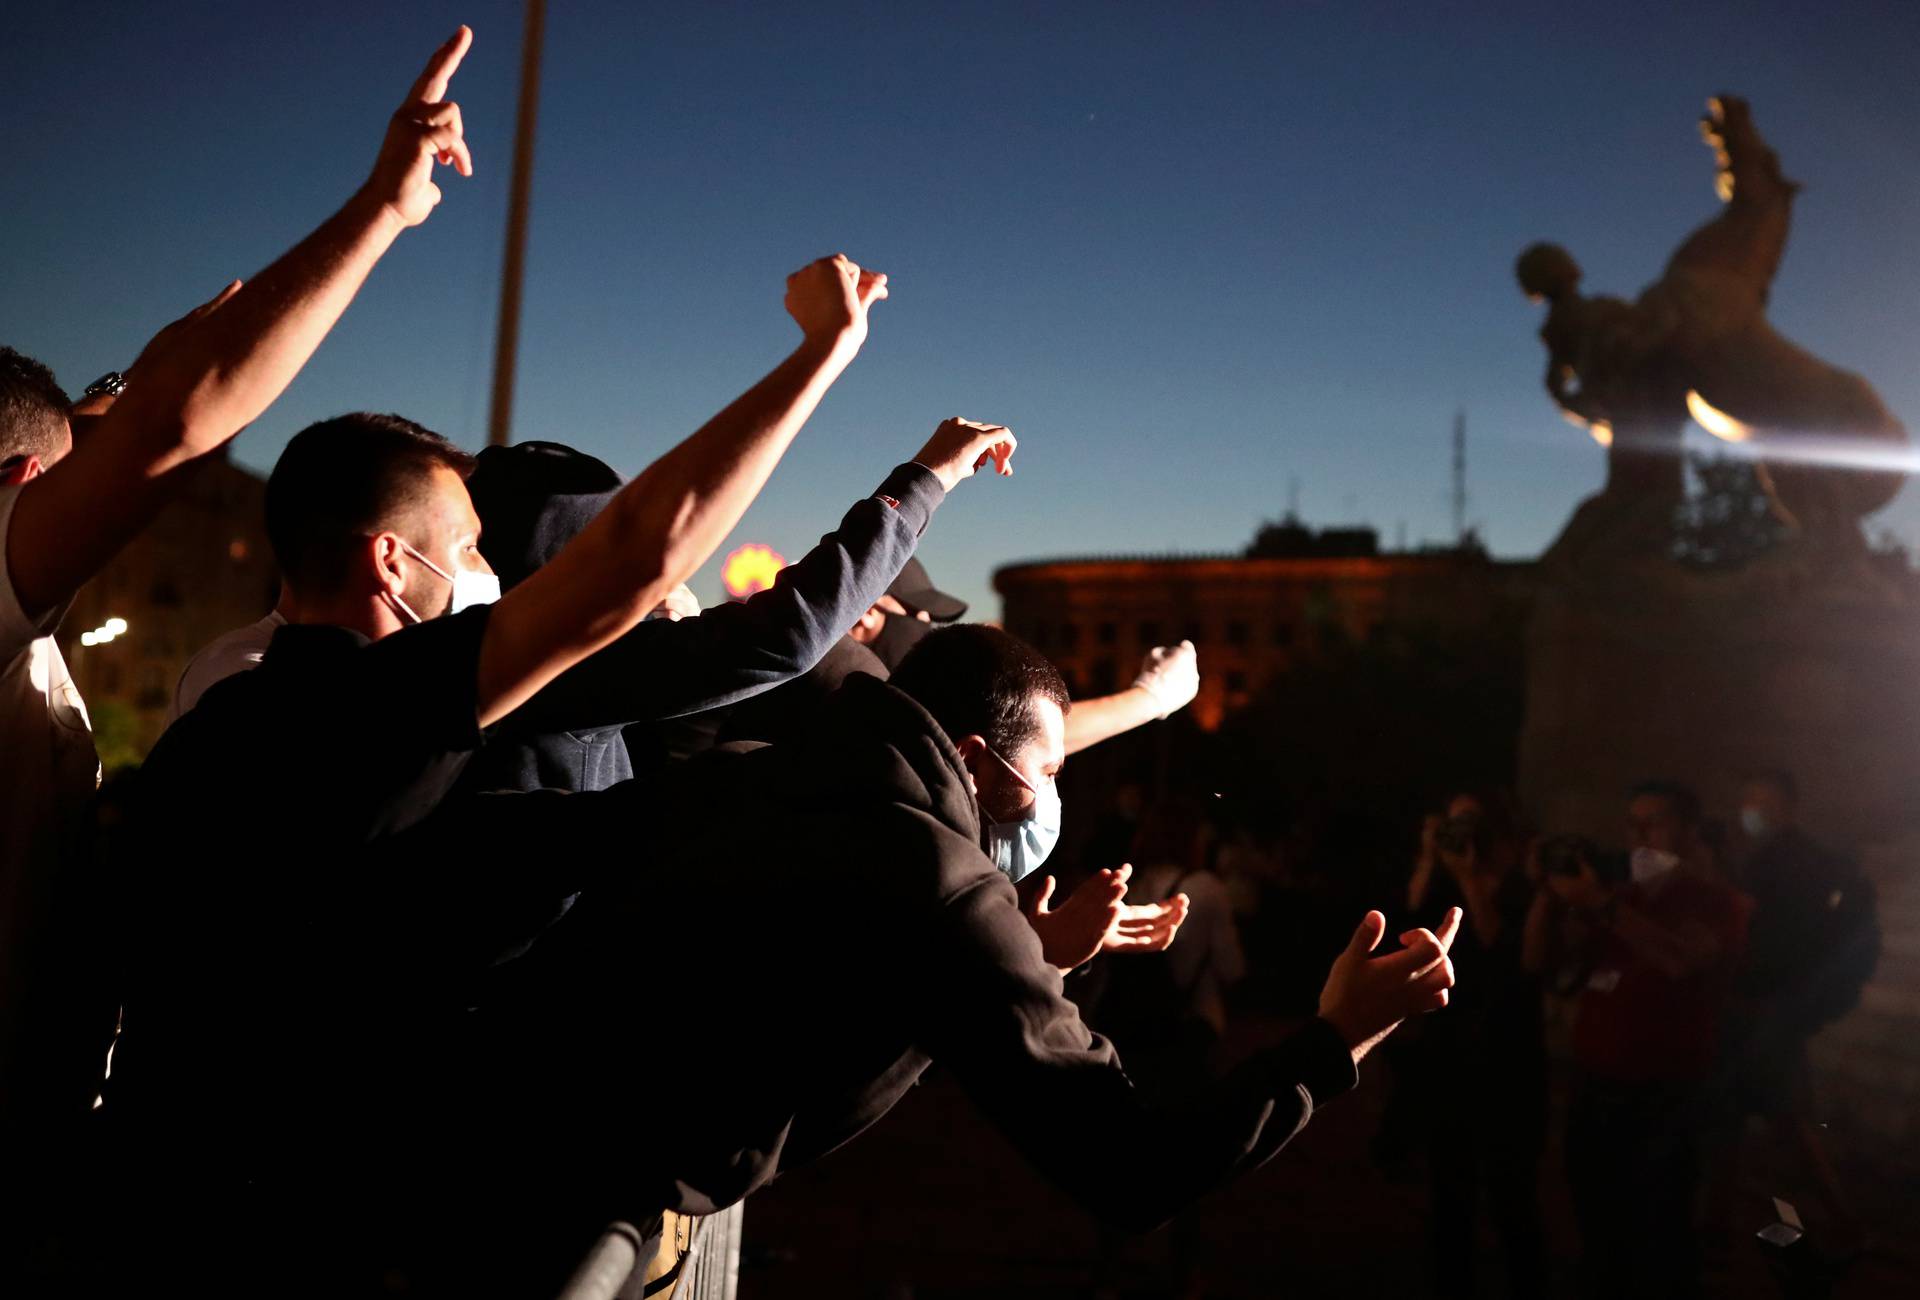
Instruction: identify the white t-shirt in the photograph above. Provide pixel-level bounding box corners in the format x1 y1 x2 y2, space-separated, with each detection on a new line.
168 609 288 724
0 481 105 1118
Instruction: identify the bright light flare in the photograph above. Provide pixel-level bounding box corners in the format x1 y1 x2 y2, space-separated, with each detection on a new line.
1688 390 1756 443
1686 391 1919 476
722 543 787 599
1559 408 1613 448
76 616 130 648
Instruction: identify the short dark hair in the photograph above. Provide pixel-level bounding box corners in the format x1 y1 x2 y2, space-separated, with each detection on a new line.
1628 778 1702 827
265 412 475 595
0 346 71 468
889 624 1070 756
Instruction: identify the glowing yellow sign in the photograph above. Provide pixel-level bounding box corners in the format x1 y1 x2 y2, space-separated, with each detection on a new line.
722 543 787 599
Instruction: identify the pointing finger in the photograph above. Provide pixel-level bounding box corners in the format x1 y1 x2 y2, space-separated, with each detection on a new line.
409 26 473 105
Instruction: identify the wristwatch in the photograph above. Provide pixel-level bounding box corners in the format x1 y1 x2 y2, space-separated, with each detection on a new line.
83 371 128 400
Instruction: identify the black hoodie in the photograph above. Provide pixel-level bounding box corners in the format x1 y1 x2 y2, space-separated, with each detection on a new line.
461 440 944 794
469 673 1359 1250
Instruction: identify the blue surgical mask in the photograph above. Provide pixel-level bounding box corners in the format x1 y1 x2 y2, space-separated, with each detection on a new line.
388 539 501 624
982 745 1062 884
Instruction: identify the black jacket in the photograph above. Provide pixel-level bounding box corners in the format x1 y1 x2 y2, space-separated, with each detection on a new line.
463 461 943 794
480 672 1358 1238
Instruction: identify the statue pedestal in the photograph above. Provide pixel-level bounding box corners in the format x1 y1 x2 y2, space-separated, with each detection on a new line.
1518 556 1920 844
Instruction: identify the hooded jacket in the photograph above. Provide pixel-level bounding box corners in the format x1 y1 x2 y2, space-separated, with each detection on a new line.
477 672 1358 1239
462 440 943 794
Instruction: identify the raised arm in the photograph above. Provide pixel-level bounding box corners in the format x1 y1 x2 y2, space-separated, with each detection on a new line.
5 27 476 623
1062 641 1198 755
473 256 887 728
507 418 1017 731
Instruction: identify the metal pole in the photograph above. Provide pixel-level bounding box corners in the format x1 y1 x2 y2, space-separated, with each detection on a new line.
487 0 547 446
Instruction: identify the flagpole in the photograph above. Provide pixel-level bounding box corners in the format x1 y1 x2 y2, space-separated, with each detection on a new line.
487 0 547 446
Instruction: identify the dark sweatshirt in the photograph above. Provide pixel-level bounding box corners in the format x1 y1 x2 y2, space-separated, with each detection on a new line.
471 672 1358 1243
462 448 943 794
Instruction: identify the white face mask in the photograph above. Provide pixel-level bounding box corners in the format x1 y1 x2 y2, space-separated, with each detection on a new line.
982 745 1062 884
386 539 501 624
1629 846 1681 885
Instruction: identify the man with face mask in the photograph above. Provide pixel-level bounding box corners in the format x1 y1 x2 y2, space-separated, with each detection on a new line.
719 550 1200 757
103 244 894 1290
1533 779 1749 1300
454 623 1460 1291
1709 769 1876 1255
2 26 484 1204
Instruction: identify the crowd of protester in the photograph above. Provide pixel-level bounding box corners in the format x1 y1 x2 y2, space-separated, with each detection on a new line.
3 26 1887 1300
0 26 1470 1297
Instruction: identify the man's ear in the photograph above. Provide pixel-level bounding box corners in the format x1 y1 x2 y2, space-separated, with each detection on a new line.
0 454 43 486
367 532 406 597
953 733 988 795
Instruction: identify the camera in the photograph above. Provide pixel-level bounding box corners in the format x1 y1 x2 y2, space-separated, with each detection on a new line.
1435 814 1480 856
1539 833 1629 884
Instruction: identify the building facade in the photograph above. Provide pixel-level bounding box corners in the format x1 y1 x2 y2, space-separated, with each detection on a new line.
994 525 1529 730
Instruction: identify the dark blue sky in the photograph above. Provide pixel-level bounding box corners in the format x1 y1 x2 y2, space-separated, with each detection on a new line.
8 1 1920 615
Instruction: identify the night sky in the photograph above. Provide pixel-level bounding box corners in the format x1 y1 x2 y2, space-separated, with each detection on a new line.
8 0 1920 616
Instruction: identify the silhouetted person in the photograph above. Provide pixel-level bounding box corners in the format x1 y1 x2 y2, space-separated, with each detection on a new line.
1529 781 1749 1300
1709 770 1877 1254
1405 793 1548 1300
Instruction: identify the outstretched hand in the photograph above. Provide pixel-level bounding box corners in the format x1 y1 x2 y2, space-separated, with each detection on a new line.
363 26 475 228
913 417 1017 491
1105 891 1190 954
1023 865 1132 972
1317 905 1461 1063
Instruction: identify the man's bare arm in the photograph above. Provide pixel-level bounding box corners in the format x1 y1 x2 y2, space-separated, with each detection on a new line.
474 256 887 728
1062 641 1198 755
5 27 476 622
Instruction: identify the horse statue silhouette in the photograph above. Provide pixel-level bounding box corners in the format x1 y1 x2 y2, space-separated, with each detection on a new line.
1518 96 1908 561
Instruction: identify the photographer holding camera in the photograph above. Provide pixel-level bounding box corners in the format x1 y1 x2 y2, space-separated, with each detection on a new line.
1528 780 1750 1300
1400 792 1548 1300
